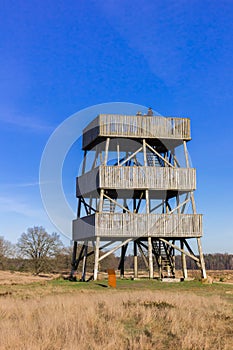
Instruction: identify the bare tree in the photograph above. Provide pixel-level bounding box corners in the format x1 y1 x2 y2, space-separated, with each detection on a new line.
17 226 63 274
0 236 15 269
0 236 14 258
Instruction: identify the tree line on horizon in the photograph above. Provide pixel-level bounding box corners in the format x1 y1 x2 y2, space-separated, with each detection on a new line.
0 226 233 274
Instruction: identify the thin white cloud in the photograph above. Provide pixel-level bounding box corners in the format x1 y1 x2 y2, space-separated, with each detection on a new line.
0 196 44 218
1 181 51 188
0 110 54 133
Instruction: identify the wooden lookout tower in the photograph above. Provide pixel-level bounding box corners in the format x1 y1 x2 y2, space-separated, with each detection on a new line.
71 110 206 281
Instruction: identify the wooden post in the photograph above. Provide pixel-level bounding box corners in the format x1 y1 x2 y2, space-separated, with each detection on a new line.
117 143 120 165
143 139 147 166
143 139 153 278
104 137 110 165
70 241 77 277
158 241 162 279
93 236 100 281
82 150 87 175
148 236 153 279
119 244 128 278
180 240 188 279
184 140 206 279
81 241 88 281
133 241 138 279
197 237 207 279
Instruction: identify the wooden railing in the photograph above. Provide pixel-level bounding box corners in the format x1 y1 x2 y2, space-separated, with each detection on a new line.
96 213 202 237
76 166 196 196
72 213 203 240
99 166 196 190
83 114 191 149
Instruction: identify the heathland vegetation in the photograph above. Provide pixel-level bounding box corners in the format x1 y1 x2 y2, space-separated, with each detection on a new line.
0 276 233 349
1 227 233 349
1 227 233 275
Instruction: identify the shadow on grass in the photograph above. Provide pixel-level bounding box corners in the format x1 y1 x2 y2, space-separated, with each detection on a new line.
95 283 108 288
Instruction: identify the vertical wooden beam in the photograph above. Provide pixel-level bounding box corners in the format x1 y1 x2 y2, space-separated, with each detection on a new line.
117 143 120 165
133 241 138 279
104 137 110 165
82 150 87 175
197 237 207 279
142 139 147 166
148 236 154 279
183 141 190 167
70 241 77 277
77 197 82 218
93 236 100 281
95 163 105 280
158 241 162 279
184 140 206 279
143 139 153 278
180 240 188 279
81 241 88 281
88 196 93 215
98 189 104 212
119 244 128 278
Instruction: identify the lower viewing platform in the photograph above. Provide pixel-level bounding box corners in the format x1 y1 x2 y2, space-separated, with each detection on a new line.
72 213 203 240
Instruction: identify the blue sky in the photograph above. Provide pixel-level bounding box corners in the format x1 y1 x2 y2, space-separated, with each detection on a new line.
0 1 232 252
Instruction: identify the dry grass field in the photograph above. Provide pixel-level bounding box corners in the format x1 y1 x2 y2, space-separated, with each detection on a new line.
0 271 233 350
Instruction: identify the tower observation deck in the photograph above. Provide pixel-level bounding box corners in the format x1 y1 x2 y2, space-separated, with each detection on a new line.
71 111 206 281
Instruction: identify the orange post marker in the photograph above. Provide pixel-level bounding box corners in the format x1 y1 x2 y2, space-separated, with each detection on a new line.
108 269 116 288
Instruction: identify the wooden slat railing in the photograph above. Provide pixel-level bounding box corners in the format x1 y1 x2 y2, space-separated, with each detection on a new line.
72 213 202 240
76 166 196 196
95 213 202 238
83 114 191 148
99 166 196 190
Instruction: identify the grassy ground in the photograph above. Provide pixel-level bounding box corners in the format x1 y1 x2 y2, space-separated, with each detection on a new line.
0 273 233 349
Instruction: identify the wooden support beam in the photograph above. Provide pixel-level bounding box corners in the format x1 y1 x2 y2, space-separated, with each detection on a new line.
82 150 87 175
137 242 149 269
70 241 77 277
103 193 131 213
197 237 207 279
169 197 191 214
150 201 164 213
135 191 144 213
99 238 132 262
98 189 104 212
148 236 154 279
180 240 188 279
159 238 199 262
104 138 110 165
73 243 85 271
145 142 175 168
91 146 99 170
117 143 120 165
134 241 138 279
119 244 128 278
183 141 190 167
119 147 143 166
78 241 114 261
143 139 147 166
93 236 100 281
81 241 88 281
